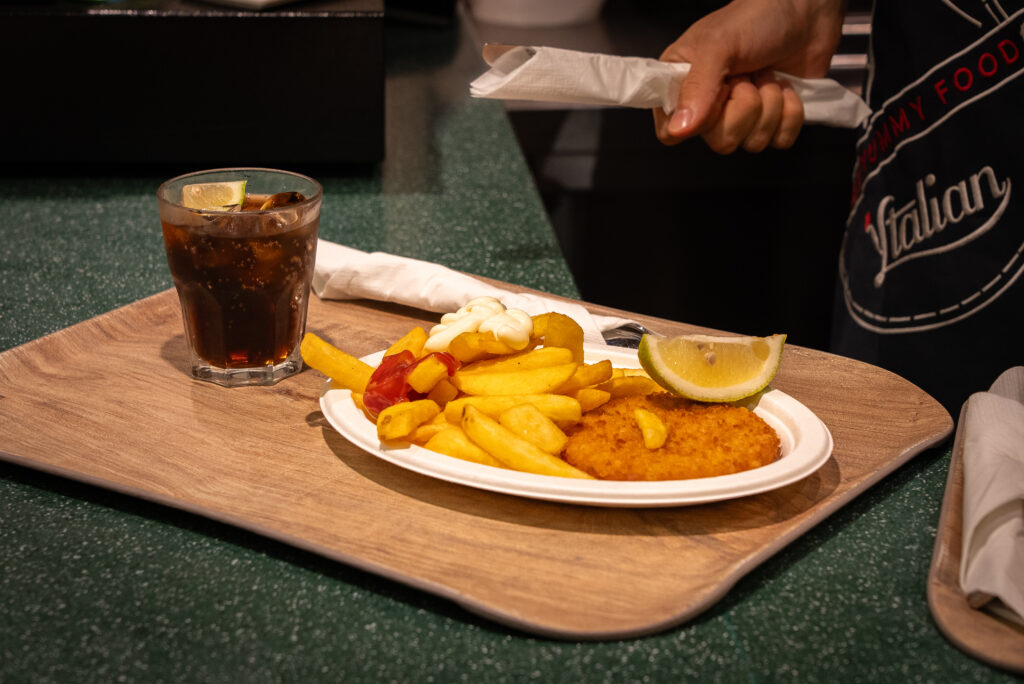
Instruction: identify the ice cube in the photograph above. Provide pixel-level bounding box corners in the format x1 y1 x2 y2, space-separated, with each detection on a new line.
259 192 306 210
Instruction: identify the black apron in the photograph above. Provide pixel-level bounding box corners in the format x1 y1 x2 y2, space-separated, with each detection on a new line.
832 1 1024 414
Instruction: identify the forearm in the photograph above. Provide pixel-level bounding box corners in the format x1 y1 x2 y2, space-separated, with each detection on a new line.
654 0 847 152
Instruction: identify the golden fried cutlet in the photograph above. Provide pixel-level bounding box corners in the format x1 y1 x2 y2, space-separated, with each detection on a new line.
563 393 780 481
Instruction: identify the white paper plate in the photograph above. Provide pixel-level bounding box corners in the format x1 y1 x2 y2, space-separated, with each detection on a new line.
320 345 834 507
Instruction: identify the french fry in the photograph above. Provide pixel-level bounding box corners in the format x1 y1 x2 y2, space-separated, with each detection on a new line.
448 331 526 363
498 404 568 455
596 375 661 398
634 408 667 449
424 426 503 467
350 393 378 424
385 326 428 359
453 362 578 396
531 312 584 363
444 394 582 427
555 359 614 395
407 355 452 394
426 377 459 407
459 346 573 374
608 367 649 379
408 413 451 445
461 406 592 479
300 333 375 392
376 399 441 441
574 388 611 412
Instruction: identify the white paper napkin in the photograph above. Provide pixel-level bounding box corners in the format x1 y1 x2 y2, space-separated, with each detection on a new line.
959 366 1024 627
312 240 635 346
470 45 871 129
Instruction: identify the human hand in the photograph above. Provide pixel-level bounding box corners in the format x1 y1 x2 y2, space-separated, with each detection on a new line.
653 0 845 153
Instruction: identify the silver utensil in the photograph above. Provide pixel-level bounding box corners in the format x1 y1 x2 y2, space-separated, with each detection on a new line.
602 322 654 348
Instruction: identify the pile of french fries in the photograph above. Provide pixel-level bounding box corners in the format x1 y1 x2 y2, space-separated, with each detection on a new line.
301 313 661 480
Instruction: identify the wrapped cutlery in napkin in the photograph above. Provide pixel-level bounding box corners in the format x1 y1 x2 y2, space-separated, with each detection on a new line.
312 240 635 346
470 45 871 129
959 366 1024 627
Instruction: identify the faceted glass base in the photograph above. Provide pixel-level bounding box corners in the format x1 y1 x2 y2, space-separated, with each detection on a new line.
190 359 302 387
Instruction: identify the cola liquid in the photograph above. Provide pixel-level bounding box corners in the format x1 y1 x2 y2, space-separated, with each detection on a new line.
161 193 319 369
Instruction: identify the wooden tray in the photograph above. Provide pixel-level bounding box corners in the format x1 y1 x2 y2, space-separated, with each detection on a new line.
927 402 1024 673
0 287 952 639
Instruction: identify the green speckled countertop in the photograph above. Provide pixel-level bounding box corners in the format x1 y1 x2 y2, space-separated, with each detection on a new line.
0 15 1012 684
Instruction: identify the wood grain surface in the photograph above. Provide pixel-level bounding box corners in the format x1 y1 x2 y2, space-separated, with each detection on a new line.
0 287 953 639
927 403 1024 674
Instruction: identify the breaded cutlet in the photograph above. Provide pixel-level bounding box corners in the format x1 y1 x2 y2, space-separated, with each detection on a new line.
563 393 780 481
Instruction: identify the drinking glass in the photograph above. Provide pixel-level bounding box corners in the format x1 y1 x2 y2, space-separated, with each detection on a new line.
157 168 322 386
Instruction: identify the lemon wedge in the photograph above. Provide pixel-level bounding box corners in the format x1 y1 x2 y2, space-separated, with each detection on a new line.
638 333 786 402
181 180 247 211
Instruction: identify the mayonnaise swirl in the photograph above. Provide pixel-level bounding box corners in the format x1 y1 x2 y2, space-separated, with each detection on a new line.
422 297 533 353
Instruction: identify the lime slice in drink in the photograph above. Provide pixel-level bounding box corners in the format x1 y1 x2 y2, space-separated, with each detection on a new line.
181 180 247 211
638 333 786 402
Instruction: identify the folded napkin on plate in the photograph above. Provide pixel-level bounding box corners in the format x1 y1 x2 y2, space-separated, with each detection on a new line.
959 366 1024 627
312 240 635 346
470 45 871 129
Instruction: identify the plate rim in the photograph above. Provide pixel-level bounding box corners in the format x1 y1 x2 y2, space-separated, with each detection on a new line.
319 344 834 507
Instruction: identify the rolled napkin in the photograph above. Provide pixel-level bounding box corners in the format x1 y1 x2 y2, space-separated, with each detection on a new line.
959 366 1024 627
470 45 871 129
312 240 635 346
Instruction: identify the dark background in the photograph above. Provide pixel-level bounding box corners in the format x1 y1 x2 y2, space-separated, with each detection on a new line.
487 0 871 350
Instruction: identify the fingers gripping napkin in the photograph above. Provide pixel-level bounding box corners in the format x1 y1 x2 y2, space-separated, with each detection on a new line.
470 45 871 129
959 366 1024 627
312 240 634 346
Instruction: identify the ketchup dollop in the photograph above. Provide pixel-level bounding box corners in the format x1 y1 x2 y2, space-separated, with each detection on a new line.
362 351 459 419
